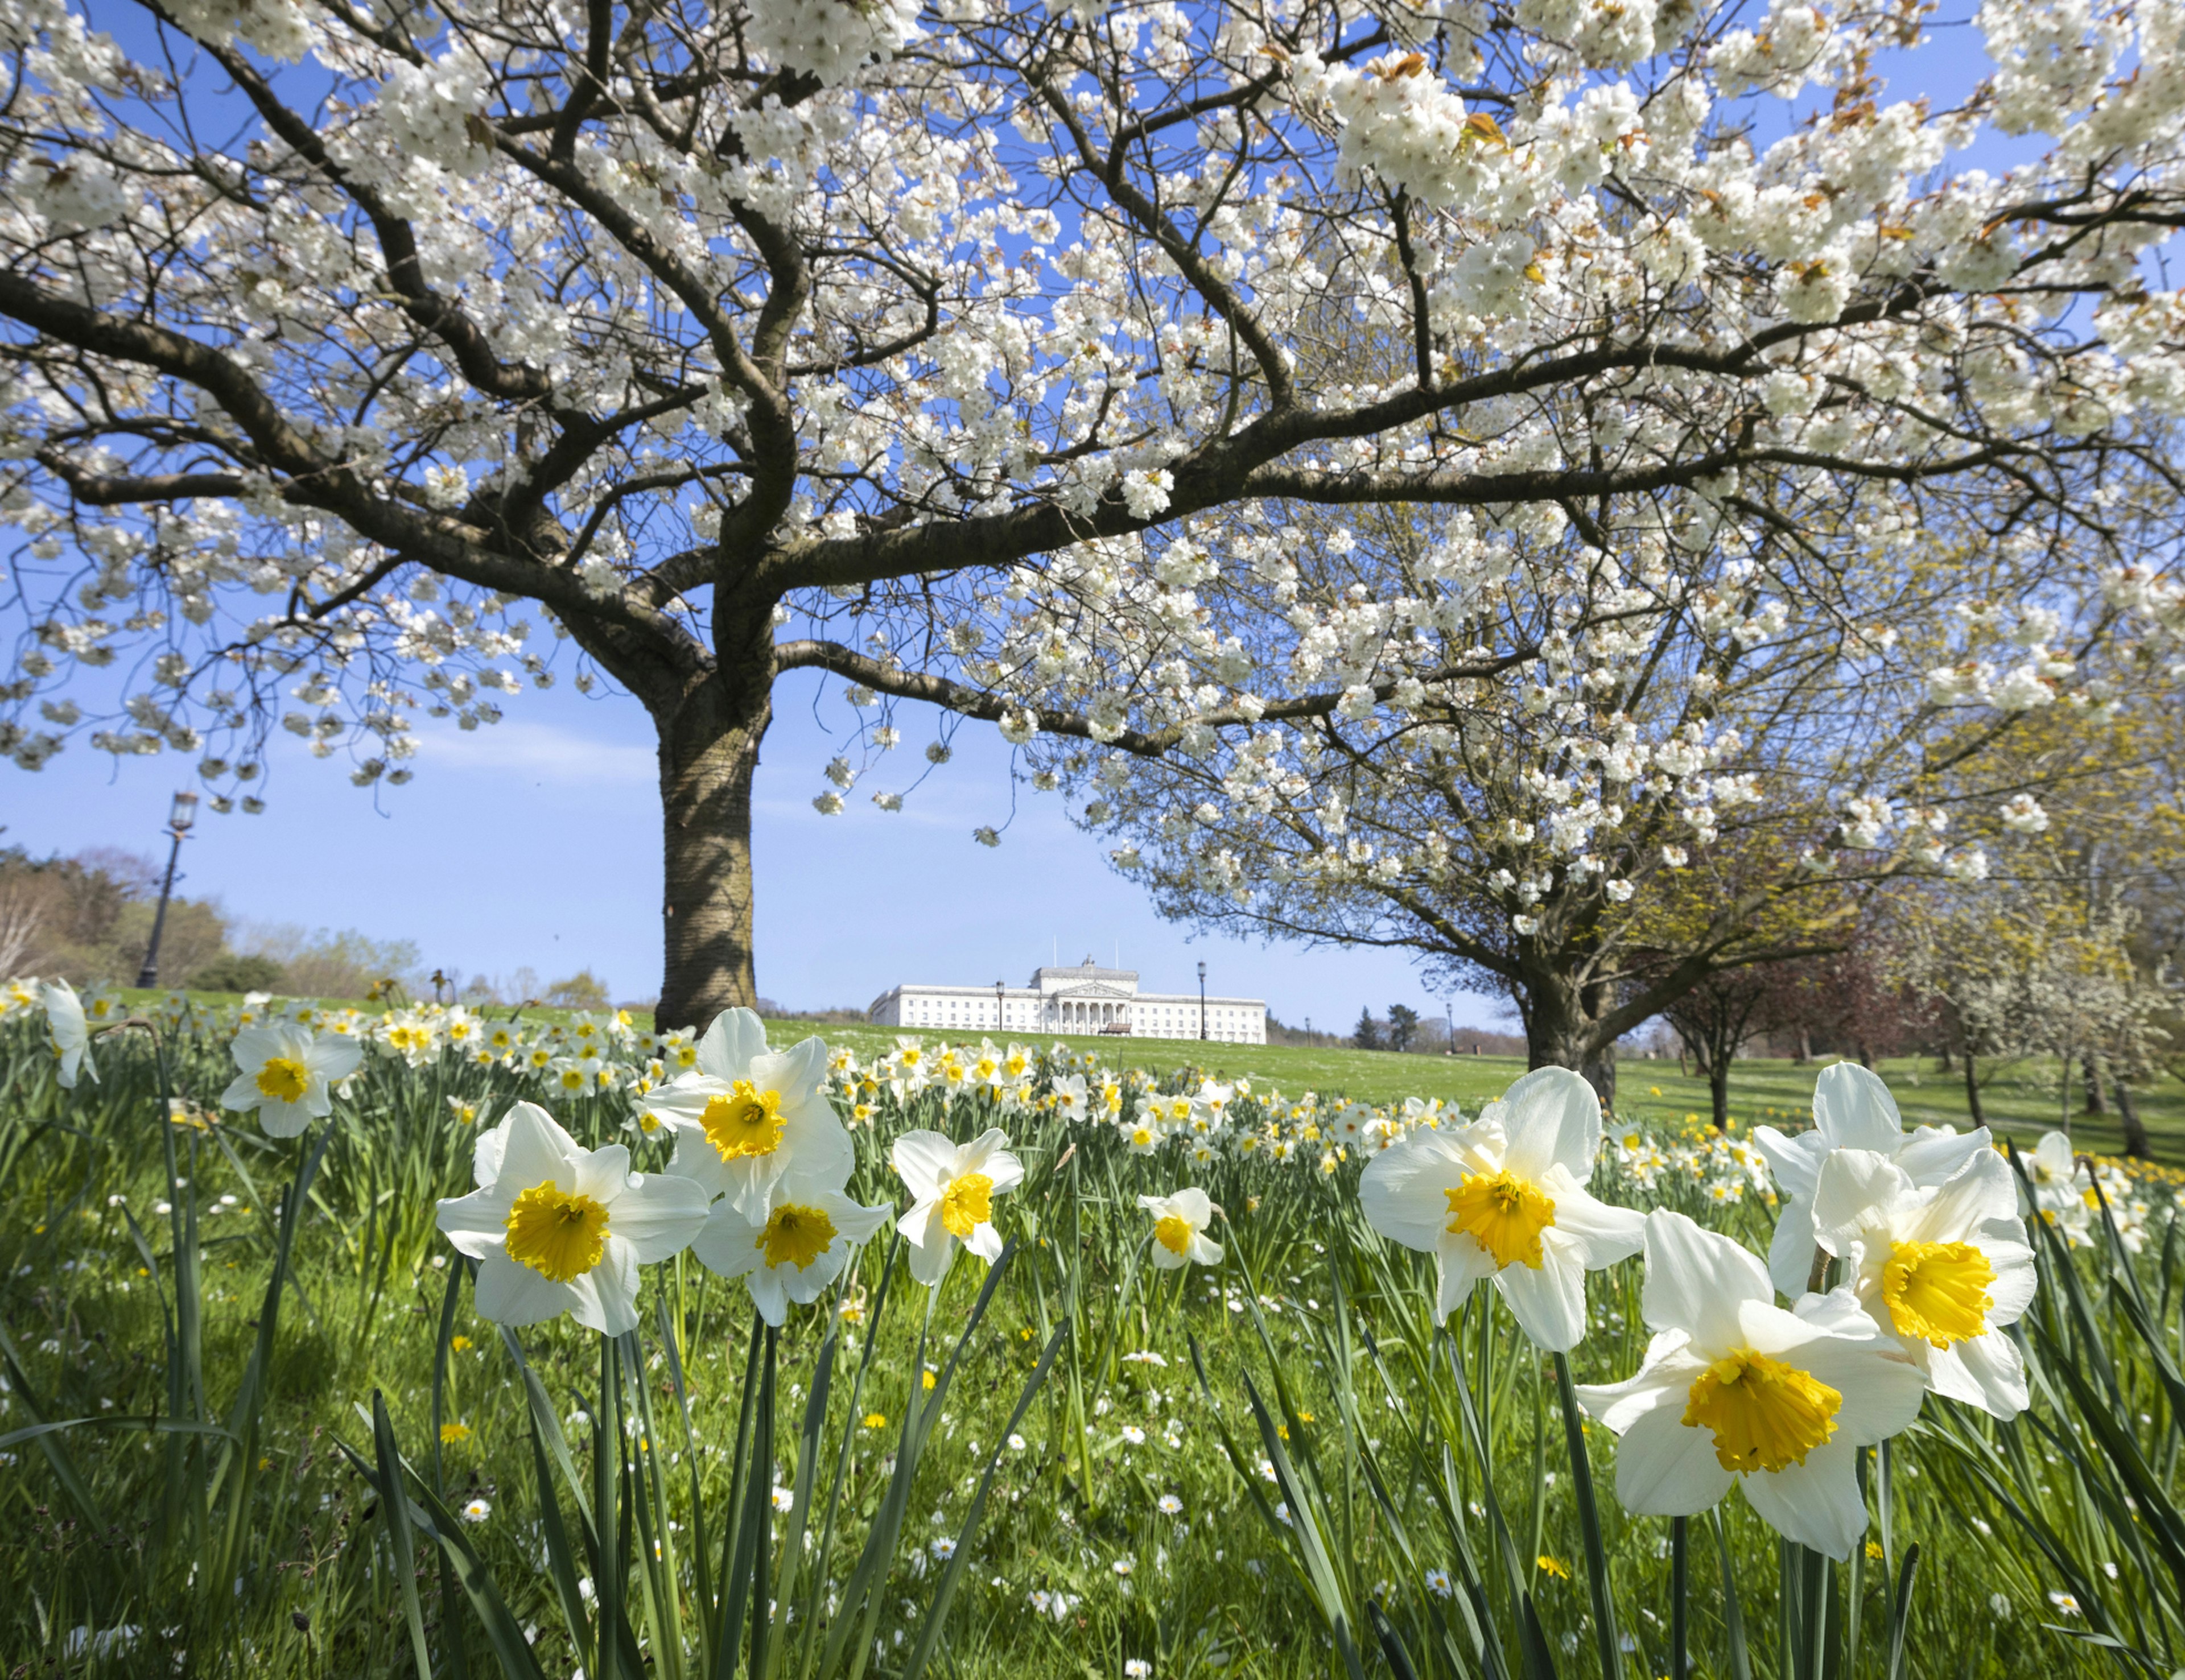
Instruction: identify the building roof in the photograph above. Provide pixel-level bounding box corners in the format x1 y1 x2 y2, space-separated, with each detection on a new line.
1029 955 1139 986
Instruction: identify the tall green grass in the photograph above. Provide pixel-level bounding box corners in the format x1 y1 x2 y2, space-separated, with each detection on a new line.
1 1012 2179 1677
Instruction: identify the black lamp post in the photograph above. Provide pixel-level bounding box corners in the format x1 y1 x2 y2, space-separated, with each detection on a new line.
993 979 1005 1031
137 790 199 988
1197 960 1207 1040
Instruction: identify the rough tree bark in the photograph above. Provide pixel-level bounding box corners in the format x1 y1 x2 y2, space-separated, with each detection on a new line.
648 602 781 1030
1516 971 1619 1110
657 703 765 1031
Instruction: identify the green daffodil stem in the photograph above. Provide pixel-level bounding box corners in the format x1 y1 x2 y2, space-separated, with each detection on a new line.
1671 1516 1689 1680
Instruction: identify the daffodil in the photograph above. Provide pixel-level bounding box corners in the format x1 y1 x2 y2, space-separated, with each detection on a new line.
1139 1187 1222 1269
1574 1210 1928 1559
436 1101 710 1336
892 1127 1023 1286
1751 1063 1987 1297
1358 1067 1641 1351
2017 1130 2093 1243
1809 1147 2036 1419
691 1186 891 1326
220 1021 362 1137
40 979 95 1088
650 1008 851 1219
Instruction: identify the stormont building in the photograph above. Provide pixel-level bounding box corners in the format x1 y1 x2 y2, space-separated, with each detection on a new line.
867 956 1267 1042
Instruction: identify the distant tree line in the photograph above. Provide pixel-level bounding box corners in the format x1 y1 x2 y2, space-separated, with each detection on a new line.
1337 1006 1528 1057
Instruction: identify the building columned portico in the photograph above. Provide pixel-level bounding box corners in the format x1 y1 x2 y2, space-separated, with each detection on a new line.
868 956 1267 1043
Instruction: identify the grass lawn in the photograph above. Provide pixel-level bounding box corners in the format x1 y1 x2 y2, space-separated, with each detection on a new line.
809 1021 2185 1166
111 989 2185 1166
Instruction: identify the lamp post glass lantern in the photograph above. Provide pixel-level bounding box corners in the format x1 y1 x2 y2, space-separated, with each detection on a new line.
137 791 200 989
1197 960 1207 1041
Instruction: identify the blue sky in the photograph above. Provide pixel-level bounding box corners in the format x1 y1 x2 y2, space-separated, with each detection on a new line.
6 671 1496 1027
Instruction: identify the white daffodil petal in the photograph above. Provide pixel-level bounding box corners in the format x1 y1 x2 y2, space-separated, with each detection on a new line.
1497 1067 1600 1182
1811 1149 1916 1251
665 1127 733 1200
909 1211 956 1286
1894 1124 1988 1187
1751 1126 1823 1200
1980 1241 2040 1326
307 1034 364 1083
1911 1147 2018 1240
1575 1334 1699 1432
892 1130 958 1201
575 1248 641 1337
1361 1134 1465 1250
725 1155 783 1222
258 1097 315 1138
574 1144 633 1204
1612 1398 1738 1517
607 1173 712 1262
755 1034 829 1103
979 1143 1026 1194
1794 1336 1928 1446
229 1023 291 1070
475 1252 573 1326
824 1192 893 1247
1543 1186 1644 1269
695 1008 771 1082
1737 1439 1870 1560
497 1104 580 1192
690 1202 766 1280
1765 1194 1821 1300
746 1266 790 1327
472 1118 511 1188
1495 1247 1588 1352
1813 1062 1902 1153
1436 1234 1498 1321
1931 1330 2029 1419
1641 1210 1766 1349
436 1186 513 1261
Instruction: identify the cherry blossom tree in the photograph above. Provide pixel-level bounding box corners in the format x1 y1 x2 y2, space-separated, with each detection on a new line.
4 0 2184 1026
1048 490 2178 1096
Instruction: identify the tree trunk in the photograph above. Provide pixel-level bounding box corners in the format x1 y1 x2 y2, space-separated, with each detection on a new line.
2082 1054 2108 1116
1961 1050 1986 1128
655 661 773 1030
1520 973 1616 1111
1794 1027 1812 1065
2114 1077 2151 1160
1709 1049 1732 1132
1856 1039 1873 1070
1581 1039 1617 1112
